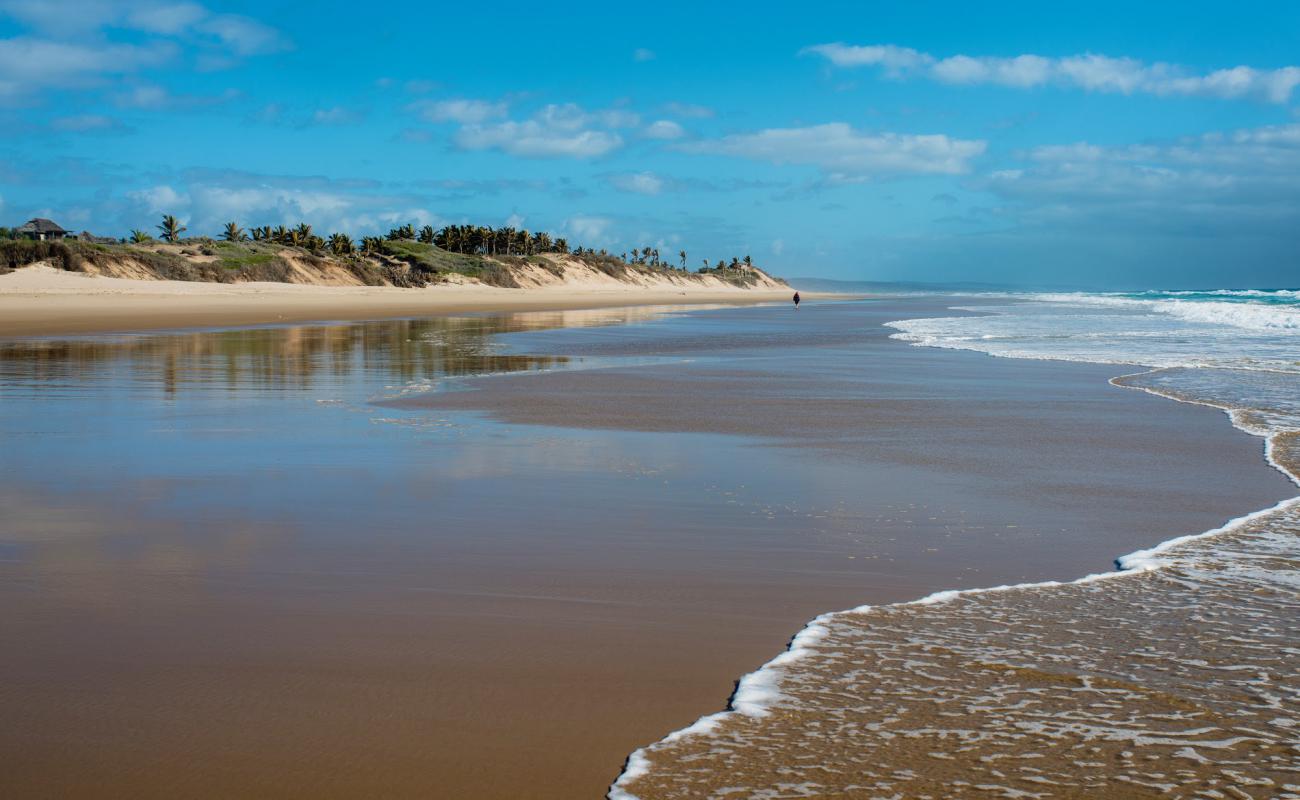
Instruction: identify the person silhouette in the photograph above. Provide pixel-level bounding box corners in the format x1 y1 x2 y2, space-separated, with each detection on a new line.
793 291 801 309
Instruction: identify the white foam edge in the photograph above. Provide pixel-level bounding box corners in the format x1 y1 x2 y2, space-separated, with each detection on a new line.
609 490 1300 799
608 366 1300 800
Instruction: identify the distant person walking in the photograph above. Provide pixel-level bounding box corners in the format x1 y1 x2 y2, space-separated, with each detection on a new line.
792 291 801 310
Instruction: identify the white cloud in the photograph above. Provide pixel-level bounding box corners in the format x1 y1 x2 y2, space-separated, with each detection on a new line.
504 212 525 229
0 3 287 102
457 125 622 158
771 238 785 256
127 184 189 216
643 119 685 139
979 123 1300 236
340 208 444 234
410 98 508 124
805 43 931 72
125 2 207 34
803 42 1300 103
116 84 170 108
0 37 176 99
191 186 351 222
201 14 289 56
454 103 628 159
565 215 614 244
634 47 655 62
682 123 986 177
608 172 666 195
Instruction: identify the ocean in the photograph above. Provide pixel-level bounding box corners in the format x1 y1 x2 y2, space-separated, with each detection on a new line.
611 290 1300 799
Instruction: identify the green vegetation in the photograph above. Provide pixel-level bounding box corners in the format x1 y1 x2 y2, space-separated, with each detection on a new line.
158 214 186 243
2 212 784 288
377 238 519 288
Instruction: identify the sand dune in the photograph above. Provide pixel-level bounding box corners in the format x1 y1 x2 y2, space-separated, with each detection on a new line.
0 265 804 337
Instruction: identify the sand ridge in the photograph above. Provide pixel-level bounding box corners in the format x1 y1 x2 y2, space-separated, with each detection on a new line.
0 265 813 337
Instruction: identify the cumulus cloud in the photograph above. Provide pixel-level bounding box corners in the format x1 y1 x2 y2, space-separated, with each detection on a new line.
409 98 508 124
125 2 207 35
127 184 189 216
565 214 614 244
201 14 289 57
607 172 667 195
0 2 287 102
979 123 1300 237
803 42 1300 103
0 38 176 100
96 168 454 237
643 119 685 139
681 123 986 177
454 103 632 159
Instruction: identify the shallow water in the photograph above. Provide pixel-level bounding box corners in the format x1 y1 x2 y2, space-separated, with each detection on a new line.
0 299 1291 799
612 293 1300 800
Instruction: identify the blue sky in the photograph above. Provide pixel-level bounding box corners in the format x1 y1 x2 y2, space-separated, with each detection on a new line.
3 0 1298 288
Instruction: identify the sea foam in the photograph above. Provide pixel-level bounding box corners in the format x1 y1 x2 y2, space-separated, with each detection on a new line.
609 289 1300 800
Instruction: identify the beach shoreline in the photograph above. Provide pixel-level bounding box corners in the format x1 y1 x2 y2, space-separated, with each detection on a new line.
1 297 1291 800
0 265 831 338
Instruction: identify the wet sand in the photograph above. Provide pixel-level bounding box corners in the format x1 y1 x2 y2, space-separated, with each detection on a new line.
0 299 1292 798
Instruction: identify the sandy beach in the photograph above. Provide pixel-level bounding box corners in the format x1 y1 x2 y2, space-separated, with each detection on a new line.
0 298 1291 799
0 266 804 337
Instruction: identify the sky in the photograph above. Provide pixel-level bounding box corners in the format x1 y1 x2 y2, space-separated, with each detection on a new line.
2 0 1298 289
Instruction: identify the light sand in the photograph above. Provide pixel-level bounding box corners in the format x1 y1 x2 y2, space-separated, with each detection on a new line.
0 265 809 337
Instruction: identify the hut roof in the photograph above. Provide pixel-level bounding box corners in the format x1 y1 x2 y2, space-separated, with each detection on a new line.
16 218 68 234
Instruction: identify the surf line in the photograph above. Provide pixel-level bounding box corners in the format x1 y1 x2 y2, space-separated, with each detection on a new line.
608 364 1300 800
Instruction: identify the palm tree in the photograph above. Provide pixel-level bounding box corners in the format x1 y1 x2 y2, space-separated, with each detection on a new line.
679 250 687 269
295 223 313 241
419 225 435 244
743 254 752 269
222 222 246 242
361 236 383 256
329 233 353 255
157 214 186 243
271 225 289 244
129 229 153 244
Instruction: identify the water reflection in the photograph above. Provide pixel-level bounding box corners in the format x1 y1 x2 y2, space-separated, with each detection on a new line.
0 307 693 396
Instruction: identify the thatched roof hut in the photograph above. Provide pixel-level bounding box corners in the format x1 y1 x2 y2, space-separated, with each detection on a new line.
15 218 69 241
